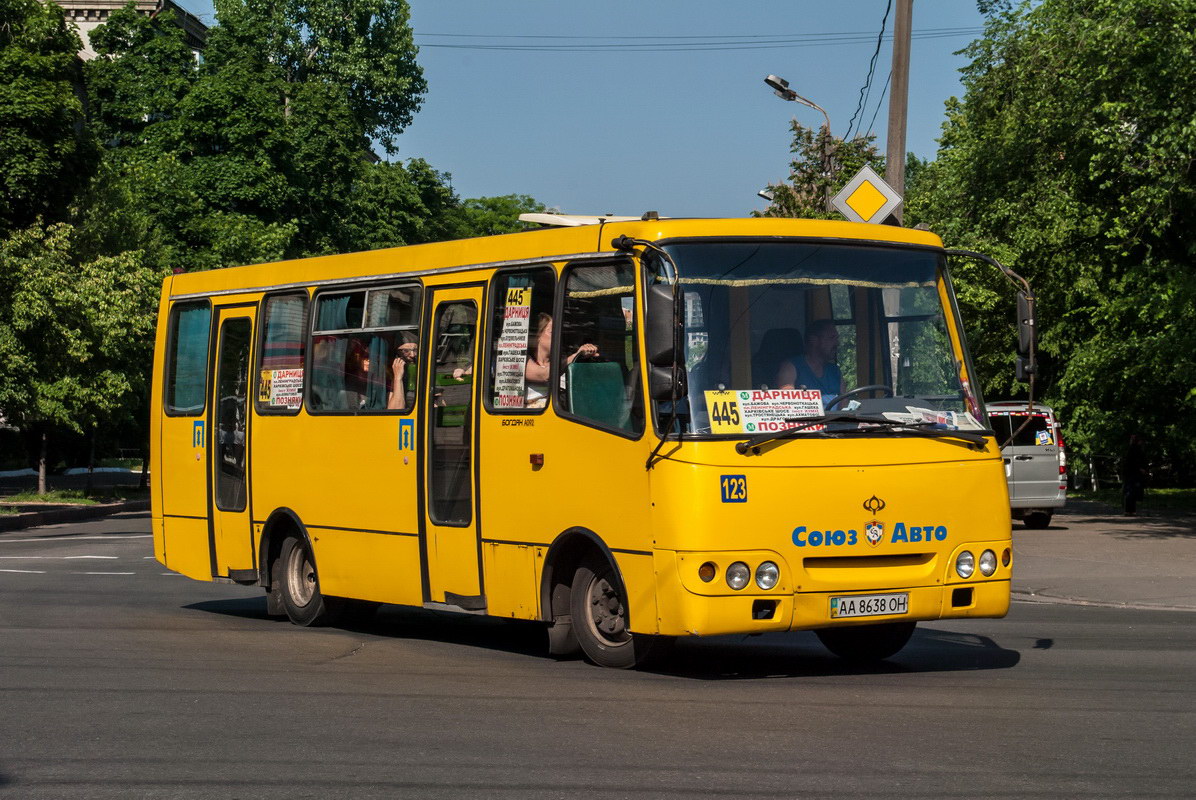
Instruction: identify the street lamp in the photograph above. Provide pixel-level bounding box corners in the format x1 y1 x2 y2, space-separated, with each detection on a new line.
764 74 833 212
764 74 831 133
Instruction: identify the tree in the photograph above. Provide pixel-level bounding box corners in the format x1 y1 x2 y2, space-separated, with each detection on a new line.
83 0 429 269
755 122 885 219
0 223 163 492
921 0 1196 478
456 194 547 238
0 0 96 234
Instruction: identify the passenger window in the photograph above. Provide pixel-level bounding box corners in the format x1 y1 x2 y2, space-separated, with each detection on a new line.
256 293 307 413
487 267 555 410
556 261 643 434
308 285 421 413
165 301 211 415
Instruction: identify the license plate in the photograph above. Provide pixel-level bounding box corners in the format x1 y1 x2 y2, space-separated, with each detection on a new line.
829 592 909 619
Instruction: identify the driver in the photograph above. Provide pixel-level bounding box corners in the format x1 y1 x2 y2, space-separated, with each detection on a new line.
777 319 844 407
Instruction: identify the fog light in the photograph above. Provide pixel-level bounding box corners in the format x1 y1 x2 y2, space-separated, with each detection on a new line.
1002 548 1012 567
755 561 779 590
726 562 750 590
979 549 997 576
955 550 975 579
698 562 717 583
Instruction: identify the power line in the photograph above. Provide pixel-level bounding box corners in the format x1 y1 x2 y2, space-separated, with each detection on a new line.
413 27 983 53
865 70 893 138
845 0 893 141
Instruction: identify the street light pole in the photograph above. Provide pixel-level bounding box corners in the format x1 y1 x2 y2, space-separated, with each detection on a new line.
764 75 834 212
884 0 913 225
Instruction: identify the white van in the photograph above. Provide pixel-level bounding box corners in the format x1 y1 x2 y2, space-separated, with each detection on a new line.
987 401 1067 529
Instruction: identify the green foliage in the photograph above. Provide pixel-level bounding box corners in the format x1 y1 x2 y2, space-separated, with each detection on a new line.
0 0 96 233
0 222 164 434
755 122 885 219
457 194 547 238
920 0 1196 478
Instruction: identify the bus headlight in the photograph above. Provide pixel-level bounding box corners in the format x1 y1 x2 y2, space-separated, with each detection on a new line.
726 562 751 590
955 551 975 579
755 561 780 590
979 550 998 576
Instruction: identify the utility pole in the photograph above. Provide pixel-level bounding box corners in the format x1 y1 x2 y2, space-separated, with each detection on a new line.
885 0 913 225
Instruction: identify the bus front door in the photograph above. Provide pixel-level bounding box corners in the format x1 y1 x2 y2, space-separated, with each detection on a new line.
421 288 485 610
208 306 257 580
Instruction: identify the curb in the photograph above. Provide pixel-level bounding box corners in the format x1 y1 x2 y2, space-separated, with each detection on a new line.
1012 590 1196 613
0 500 149 532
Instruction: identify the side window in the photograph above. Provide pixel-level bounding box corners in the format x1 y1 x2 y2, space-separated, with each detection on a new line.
556 261 643 434
487 267 556 411
256 293 307 413
308 285 421 413
165 301 211 415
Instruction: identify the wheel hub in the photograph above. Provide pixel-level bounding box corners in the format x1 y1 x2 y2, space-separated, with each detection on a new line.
587 575 629 643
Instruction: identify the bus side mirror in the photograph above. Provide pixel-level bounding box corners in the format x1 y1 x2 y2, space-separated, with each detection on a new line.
645 283 686 401
645 283 677 366
1017 291 1035 357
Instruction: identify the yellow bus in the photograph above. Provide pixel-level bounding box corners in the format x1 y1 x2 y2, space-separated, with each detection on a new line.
150 216 1022 668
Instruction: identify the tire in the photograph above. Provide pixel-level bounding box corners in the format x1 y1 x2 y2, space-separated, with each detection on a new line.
1024 512 1051 530
815 621 916 662
278 535 342 627
570 555 665 669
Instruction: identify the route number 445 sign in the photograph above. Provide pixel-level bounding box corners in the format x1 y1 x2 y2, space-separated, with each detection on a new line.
703 389 825 435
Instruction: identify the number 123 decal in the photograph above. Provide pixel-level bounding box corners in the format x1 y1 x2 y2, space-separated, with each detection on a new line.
720 474 748 503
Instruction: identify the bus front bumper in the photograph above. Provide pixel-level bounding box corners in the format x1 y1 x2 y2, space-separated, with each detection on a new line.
651 550 1010 637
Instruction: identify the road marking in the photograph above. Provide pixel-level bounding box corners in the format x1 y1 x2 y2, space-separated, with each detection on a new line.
0 555 119 560
0 568 46 574
75 571 136 575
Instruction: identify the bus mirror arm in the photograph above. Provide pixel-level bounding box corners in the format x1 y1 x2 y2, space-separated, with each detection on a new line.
611 236 688 468
945 248 1037 414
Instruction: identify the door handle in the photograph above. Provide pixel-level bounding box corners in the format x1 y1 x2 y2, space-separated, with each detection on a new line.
1015 455 1033 461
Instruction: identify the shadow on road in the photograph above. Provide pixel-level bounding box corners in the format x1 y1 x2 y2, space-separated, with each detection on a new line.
186 596 1021 678
643 627 1020 680
185 596 554 659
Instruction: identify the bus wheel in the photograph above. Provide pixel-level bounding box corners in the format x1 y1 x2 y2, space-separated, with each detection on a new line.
815 621 916 663
570 555 640 669
278 535 340 627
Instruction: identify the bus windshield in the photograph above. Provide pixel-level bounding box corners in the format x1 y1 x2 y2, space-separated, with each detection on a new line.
652 240 985 437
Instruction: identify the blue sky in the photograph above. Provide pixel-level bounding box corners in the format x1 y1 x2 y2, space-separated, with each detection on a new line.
185 1 987 218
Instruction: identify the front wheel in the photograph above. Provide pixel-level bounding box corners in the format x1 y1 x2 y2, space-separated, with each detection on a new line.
815 621 916 662
570 555 667 669
278 535 341 627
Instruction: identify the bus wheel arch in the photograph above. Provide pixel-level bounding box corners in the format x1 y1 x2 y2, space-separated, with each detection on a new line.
540 528 626 659
258 509 339 626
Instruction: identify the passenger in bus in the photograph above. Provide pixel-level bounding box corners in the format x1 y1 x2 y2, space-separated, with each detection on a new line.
388 340 418 410
525 312 598 407
776 319 844 406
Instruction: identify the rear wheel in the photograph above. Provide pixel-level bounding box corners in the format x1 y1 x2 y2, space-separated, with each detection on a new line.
815 621 916 662
278 535 341 627
1023 512 1052 529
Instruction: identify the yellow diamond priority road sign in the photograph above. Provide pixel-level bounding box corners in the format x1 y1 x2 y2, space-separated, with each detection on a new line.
831 164 902 224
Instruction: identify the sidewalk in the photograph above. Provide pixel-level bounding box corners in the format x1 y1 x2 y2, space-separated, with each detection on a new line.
0 499 149 531
1012 499 1196 611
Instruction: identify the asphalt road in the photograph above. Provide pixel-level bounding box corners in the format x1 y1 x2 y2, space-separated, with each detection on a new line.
2 512 1194 799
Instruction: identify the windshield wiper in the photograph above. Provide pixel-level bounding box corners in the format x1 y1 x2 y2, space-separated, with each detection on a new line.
735 414 988 454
